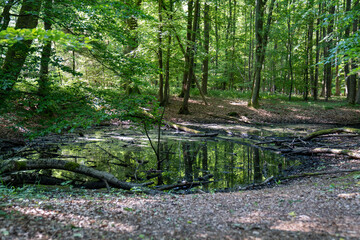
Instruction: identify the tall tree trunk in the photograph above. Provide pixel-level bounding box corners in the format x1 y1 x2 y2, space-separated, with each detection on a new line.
248 7 254 89
215 0 219 75
287 0 294 101
352 0 359 103
158 0 164 103
38 0 53 97
249 0 275 107
201 1 210 95
0 0 42 97
123 0 142 95
163 0 173 106
324 2 335 101
0 0 15 31
179 0 200 114
304 30 309 100
308 0 315 99
313 2 321 100
179 0 194 98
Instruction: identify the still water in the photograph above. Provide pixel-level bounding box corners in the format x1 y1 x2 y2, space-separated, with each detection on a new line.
50 127 300 191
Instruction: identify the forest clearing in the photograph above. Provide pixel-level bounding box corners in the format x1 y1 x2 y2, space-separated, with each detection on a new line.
1 0 360 239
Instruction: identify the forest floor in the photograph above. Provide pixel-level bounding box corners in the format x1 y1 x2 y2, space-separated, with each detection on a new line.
1 96 360 239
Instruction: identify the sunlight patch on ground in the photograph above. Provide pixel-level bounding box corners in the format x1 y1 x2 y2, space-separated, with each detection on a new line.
271 219 319 233
11 204 136 233
229 101 247 106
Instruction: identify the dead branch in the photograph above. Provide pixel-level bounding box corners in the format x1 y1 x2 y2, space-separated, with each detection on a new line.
303 127 360 141
279 169 360 180
0 158 156 193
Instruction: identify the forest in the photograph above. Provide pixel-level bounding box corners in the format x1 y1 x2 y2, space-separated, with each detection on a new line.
0 0 360 239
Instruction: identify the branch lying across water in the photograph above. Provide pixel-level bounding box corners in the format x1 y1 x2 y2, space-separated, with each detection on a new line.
0 158 159 194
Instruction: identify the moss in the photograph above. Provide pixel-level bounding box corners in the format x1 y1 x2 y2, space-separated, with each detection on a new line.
64 162 80 171
14 160 27 171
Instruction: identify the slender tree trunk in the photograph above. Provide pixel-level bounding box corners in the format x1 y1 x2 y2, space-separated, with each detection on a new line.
324 2 335 101
158 0 164 103
201 1 210 95
179 0 200 114
352 0 359 103
305 0 315 100
287 0 294 101
0 0 15 31
249 0 275 107
215 0 219 75
248 8 254 89
0 0 42 96
179 0 193 98
304 30 309 100
123 0 142 95
313 2 321 100
38 0 53 97
163 0 173 106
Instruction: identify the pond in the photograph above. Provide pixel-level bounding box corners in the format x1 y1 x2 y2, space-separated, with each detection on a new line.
42 126 301 192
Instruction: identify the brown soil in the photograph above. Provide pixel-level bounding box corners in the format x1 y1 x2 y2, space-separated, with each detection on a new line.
1 171 359 239
1 96 360 239
164 96 360 125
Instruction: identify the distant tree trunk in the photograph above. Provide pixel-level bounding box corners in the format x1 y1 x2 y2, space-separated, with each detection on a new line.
215 0 219 75
123 0 142 95
230 0 237 89
304 31 309 100
0 0 15 31
38 0 53 98
324 2 335 101
158 0 164 104
0 0 42 96
352 0 359 103
287 0 294 101
305 0 315 100
313 2 321 100
179 0 193 98
179 0 200 114
249 0 275 108
201 1 210 95
163 0 173 106
248 7 254 89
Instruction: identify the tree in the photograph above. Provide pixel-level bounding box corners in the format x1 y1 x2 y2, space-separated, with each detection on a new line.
179 0 200 114
0 0 42 97
38 0 53 97
201 1 210 95
248 0 275 108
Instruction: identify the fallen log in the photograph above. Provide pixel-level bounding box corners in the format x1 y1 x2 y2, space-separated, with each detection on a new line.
283 147 360 159
303 127 360 141
164 121 201 134
189 133 218 137
0 158 156 193
279 169 360 180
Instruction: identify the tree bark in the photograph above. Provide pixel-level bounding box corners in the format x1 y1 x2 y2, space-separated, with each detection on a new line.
201 1 210 95
38 0 53 97
0 0 42 96
158 0 164 104
0 0 15 31
179 0 200 114
249 0 275 108
0 159 152 191
324 2 335 101
313 2 321 100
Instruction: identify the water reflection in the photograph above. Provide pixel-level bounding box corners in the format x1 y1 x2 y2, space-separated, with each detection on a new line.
57 133 294 191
